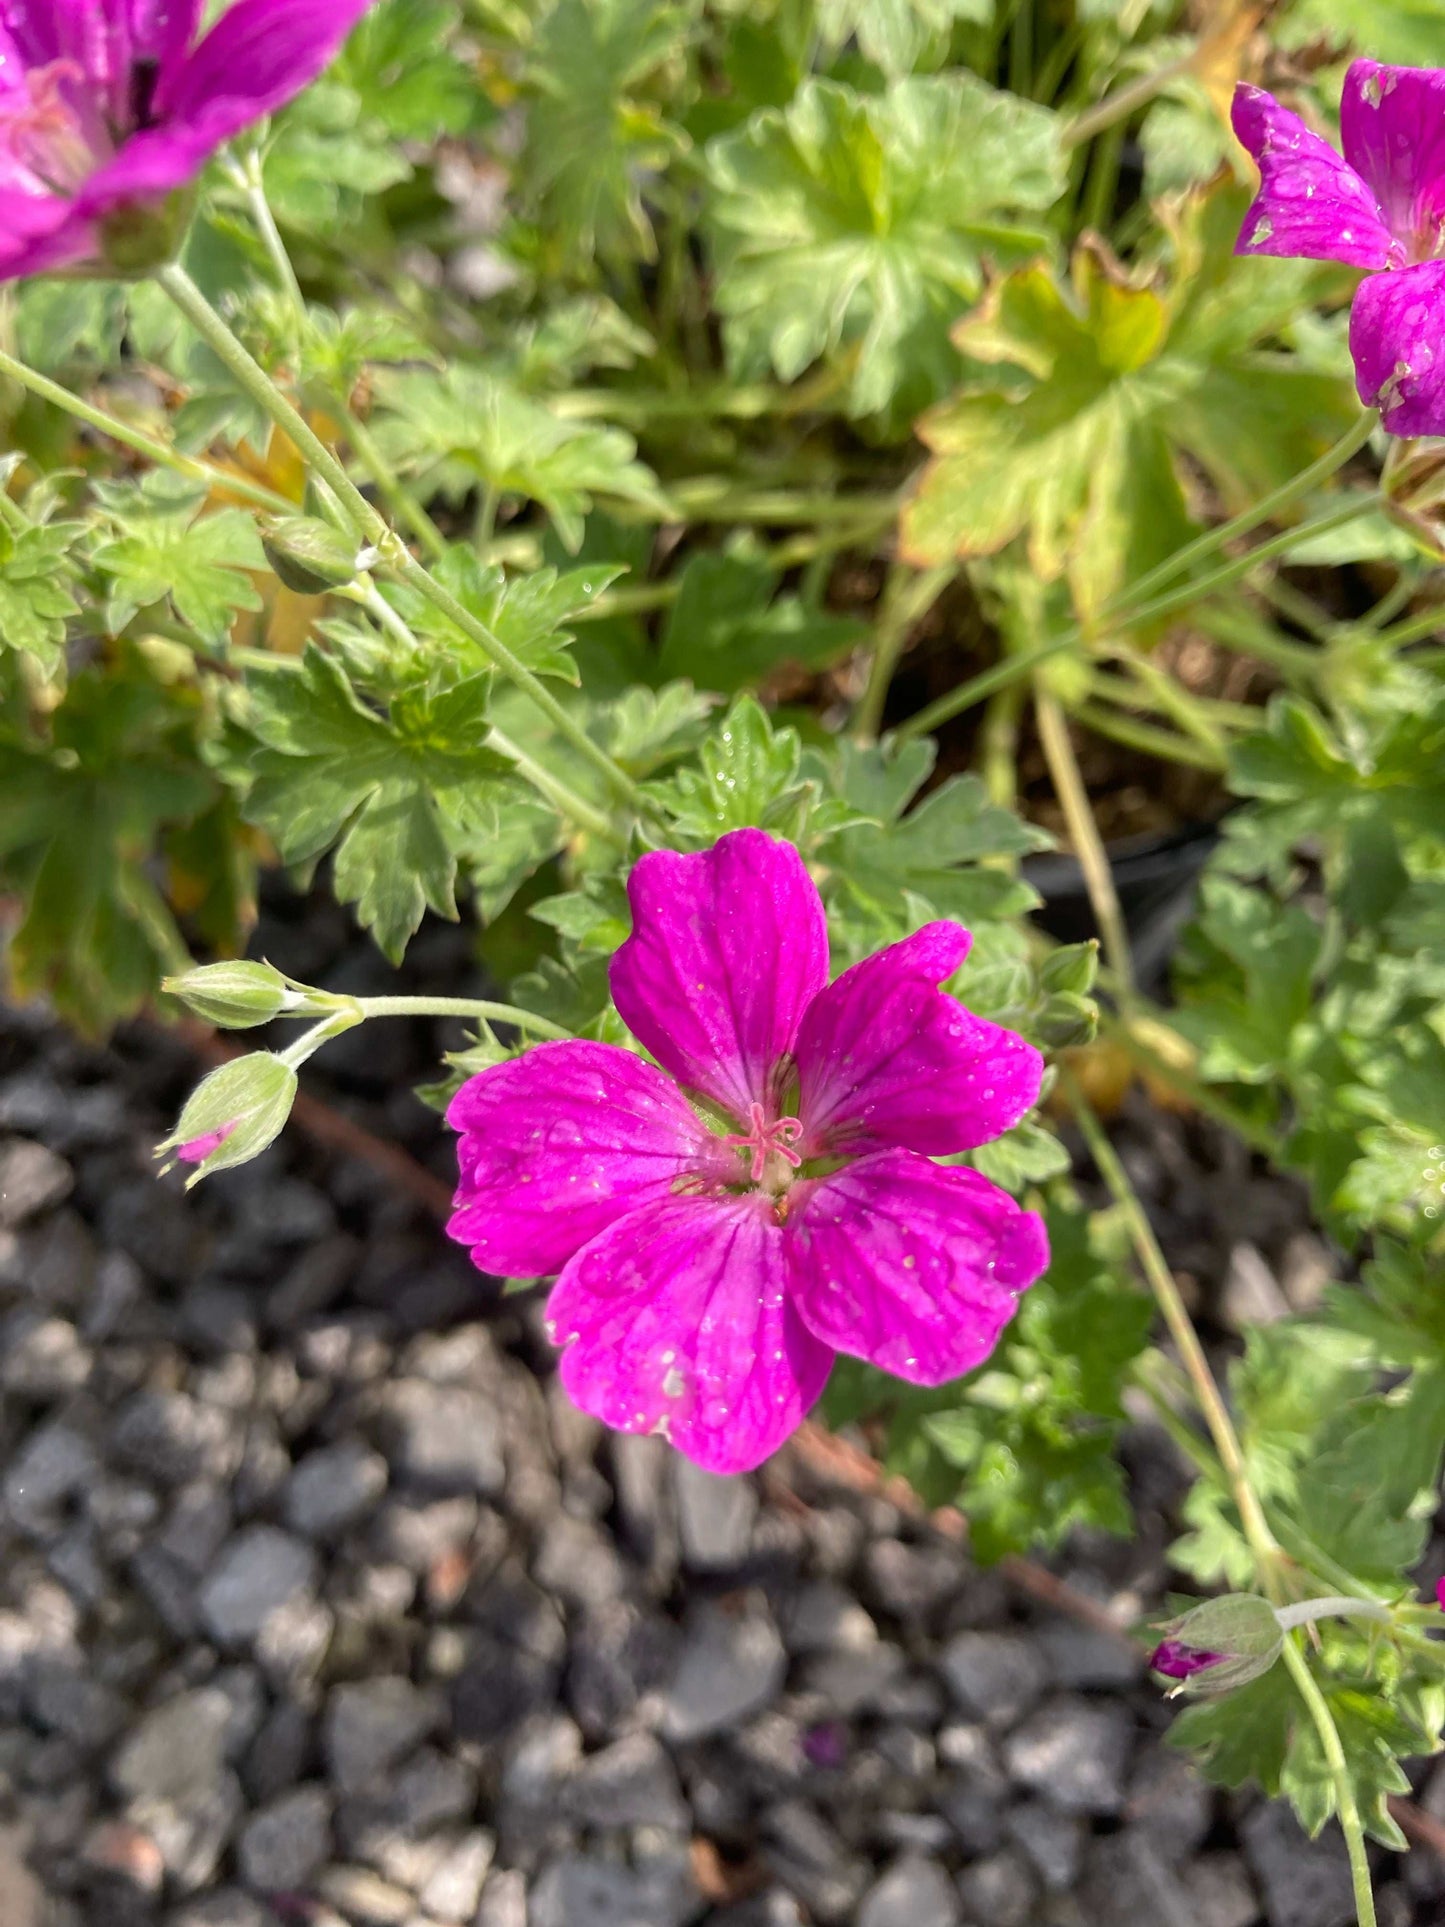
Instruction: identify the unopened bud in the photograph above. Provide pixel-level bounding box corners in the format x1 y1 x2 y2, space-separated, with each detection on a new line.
1149 1593 1283 1697
261 516 360 594
163 960 319 1029
1040 942 1099 999
156 1053 297 1187
1035 991 1098 1050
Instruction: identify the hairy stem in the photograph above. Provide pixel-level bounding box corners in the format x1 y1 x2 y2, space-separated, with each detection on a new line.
352 995 571 1039
0 344 293 512
153 262 646 818
1063 52 1195 149
1035 689 1135 995
1278 1639 1378 1927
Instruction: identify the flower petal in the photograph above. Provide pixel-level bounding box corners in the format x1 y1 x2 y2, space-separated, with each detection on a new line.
609 829 829 1122
1340 60 1445 260
0 188 90 279
1349 260 1445 435
786 1150 1048 1385
794 922 1043 1157
547 1193 833 1474
155 0 371 139
1231 83 1392 269
446 1040 730 1280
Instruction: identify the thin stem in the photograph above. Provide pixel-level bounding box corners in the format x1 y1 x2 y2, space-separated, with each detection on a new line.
1278 1638 1378 1927
1063 52 1194 149
234 155 305 312
154 262 646 819
0 344 293 513
896 632 1075 742
1104 411 1377 622
352 995 571 1039
981 681 1023 811
1116 500 1368 635
1276 1598 1393 1633
1106 644 1227 757
1072 699 1226 772
855 563 953 740
342 404 448 560
1061 1063 1285 1581
358 584 619 843
1035 689 1135 996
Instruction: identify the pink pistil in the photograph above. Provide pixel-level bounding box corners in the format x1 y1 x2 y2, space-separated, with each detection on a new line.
724 1101 804 1184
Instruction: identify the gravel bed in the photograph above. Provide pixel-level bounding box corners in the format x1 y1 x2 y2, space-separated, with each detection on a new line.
0 980 1441 1927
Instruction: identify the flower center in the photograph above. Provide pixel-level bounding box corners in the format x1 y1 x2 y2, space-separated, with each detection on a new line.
0 61 105 195
724 1102 804 1191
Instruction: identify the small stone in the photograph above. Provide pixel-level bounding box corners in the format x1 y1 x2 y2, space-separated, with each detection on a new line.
762 1801 868 1924
1034 1620 1140 1690
378 1381 504 1496
112 1390 237 1487
532 1512 626 1610
25 1663 124 1751
129 1771 243 1890
1005 1799 1085 1892
1125 1747 1212 1861
474 1867 528 1927
499 1711 583 1809
1222 1242 1289 1328
418 1830 495 1921
663 1598 786 1742
783 1581 878 1657
324 1677 442 1796
286 1440 389 1540
238 1784 332 1892
862 1540 960 1626
2 1312 91 1398
4 1420 98 1535
674 1457 757 1571
566 1600 678 1740
531 1852 694 1927
318 1864 418 1925
82 1820 166 1895
371 1496 481 1572
858 1853 961 1927
1079 1831 1196 1927
713 1895 805 1927
168 1892 272 1927
243 1701 313 1805
1183 1852 1260 1927
1242 1801 1355 1927
1279 1232 1333 1312
954 1849 1035 1927
158 1482 233 1575
939 1632 1050 1729
1002 1696 1133 1814
801 1640 906 1717
111 1688 233 1804
564 1733 689 1831
0 1139 73 1227
452 1633 560 1747
199 1527 318 1649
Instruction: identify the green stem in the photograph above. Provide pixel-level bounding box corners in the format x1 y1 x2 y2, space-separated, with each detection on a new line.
1063 52 1194 149
1106 644 1227 757
1061 1064 1285 1582
358 585 619 843
234 154 306 312
855 563 953 740
896 633 1075 742
668 479 904 525
340 402 448 561
1072 699 1226 772
153 261 646 819
0 343 293 513
352 995 571 1039
1278 1639 1378 1927
1036 688 1136 996
981 681 1023 812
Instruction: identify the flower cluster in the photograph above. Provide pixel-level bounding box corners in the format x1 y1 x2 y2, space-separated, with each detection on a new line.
0 0 371 279
447 830 1049 1474
1233 60 1445 436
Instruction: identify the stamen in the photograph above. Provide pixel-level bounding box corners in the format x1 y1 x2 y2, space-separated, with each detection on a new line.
0 60 102 194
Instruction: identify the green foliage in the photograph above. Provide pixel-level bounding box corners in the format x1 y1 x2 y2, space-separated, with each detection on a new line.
657 543 867 692
231 648 524 960
903 184 1357 611
705 73 1066 418
0 518 84 676
91 476 267 647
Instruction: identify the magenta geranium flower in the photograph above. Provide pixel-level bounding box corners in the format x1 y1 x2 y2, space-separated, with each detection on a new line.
1233 61 1445 436
0 0 372 280
446 829 1048 1475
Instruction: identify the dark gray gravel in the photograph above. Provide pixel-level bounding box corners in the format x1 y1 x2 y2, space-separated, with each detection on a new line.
0 985 1438 1927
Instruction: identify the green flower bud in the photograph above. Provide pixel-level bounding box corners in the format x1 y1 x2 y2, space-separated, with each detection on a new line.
261 516 361 595
1035 990 1098 1051
156 1053 298 1187
1150 1593 1283 1697
1040 941 1099 998
163 961 319 1030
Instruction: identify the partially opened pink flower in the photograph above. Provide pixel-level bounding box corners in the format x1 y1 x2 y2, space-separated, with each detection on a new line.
1233 61 1445 435
0 0 372 280
447 830 1048 1474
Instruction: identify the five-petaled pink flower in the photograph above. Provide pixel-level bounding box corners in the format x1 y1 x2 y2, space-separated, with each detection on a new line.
447 830 1049 1475
0 0 372 280
1233 61 1445 436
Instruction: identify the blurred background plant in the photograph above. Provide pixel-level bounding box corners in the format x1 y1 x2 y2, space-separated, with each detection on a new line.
1 1 1443 1917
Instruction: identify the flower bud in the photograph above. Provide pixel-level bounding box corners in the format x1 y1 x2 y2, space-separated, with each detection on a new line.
156 1053 297 1186
1149 1593 1283 1696
261 516 362 595
163 960 318 1030
1040 942 1099 998
1035 990 1098 1051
